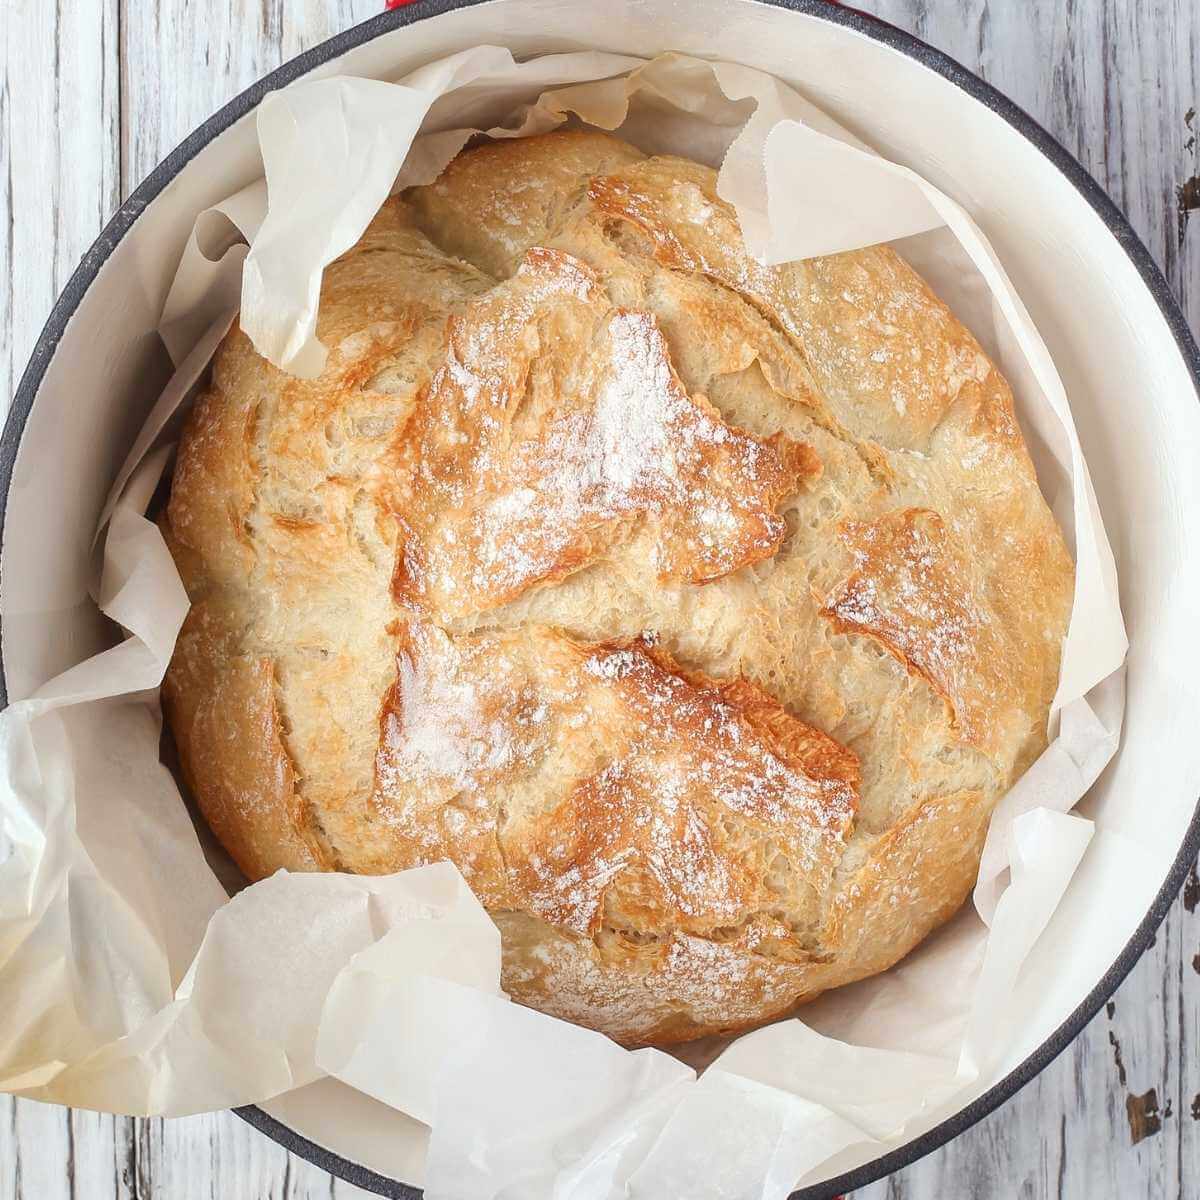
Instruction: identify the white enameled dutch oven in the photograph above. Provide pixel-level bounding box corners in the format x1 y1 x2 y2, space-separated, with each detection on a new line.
3 2 1199 1195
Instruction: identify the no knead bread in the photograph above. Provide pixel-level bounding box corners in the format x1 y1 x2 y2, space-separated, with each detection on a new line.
161 130 1073 1047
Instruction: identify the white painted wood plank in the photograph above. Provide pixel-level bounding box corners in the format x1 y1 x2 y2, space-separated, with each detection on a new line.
3 1101 72 1200
119 0 376 193
1 1 1197 1197
0 0 120 406
132 1111 374 1199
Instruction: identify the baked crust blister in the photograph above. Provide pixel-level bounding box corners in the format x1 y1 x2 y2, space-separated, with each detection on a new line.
162 129 1073 1047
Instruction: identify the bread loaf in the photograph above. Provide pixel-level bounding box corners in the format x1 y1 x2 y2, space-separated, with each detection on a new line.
162 130 1073 1046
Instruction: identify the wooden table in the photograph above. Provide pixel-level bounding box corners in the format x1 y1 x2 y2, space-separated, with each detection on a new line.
1 2 1197 1196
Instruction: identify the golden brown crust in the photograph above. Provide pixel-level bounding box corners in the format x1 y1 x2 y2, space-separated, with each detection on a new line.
821 507 1027 760
162 595 333 880
820 787 992 981
406 129 646 278
163 130 1074 1046
388 245 821 621
369 624 856 935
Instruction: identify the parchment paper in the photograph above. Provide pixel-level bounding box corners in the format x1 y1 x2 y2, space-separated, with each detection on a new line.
0 48 1127 1200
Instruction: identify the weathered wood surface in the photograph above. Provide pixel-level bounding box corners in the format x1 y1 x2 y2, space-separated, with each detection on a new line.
0 1 1197 1196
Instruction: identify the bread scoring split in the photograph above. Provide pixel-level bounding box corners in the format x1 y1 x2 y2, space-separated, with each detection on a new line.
162 130 1072 1046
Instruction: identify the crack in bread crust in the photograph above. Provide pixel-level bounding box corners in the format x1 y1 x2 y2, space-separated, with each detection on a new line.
386 246 821 622
163 130 1074 1047
372 626 857 941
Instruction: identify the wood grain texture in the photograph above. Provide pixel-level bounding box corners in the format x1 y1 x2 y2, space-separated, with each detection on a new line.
0 1 1197 1197
119 0 368 192
0 0 120 404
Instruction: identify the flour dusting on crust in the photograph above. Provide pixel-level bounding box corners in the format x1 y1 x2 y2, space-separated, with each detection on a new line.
389 247 818 622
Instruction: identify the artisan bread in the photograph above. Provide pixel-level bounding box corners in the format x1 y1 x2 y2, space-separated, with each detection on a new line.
162 130 1073 1046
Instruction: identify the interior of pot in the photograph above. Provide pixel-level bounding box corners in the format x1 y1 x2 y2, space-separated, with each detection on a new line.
3 0 1199 1193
